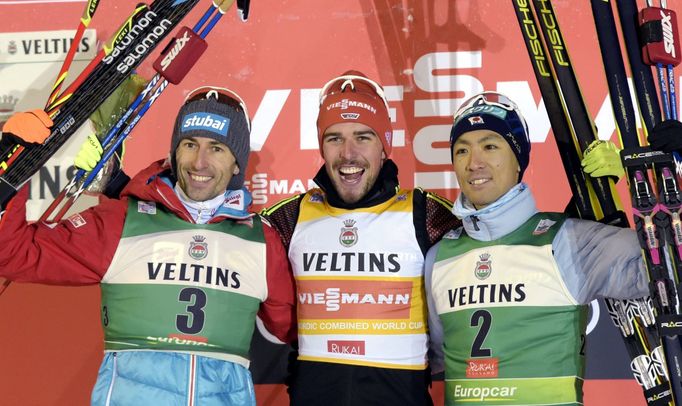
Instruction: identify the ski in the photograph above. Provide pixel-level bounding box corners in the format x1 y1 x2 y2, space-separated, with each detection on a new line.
615 0 662 133
510 0 596 221
0 0 201 210
531 0 628 225
44 3 152 115
613 0 682 313
512 1 673 404
592 0 682 402
236 0 249 20
605 297 670 404
0 3 151 191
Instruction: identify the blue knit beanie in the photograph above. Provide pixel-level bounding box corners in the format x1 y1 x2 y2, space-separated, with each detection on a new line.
450 92 531 180
171 87 251 190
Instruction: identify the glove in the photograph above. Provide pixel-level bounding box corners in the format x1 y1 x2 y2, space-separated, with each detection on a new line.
76 74 145 170
648 119 682 154
73 74 145 193
74 133 103 172
74 129 126 195
89 74 147 136
581 140 624 179
1 109 52 144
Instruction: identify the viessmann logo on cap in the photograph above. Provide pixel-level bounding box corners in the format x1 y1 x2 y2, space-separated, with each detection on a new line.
182 112 230 136
327 98 377 114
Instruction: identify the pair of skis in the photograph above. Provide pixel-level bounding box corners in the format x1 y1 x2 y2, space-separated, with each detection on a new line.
0 0 201 208
0 0 249 299
0 0 104 199
0 0 216 210
41 0 242 223
512 0 676 404
594 0 682 404
0 0 188 296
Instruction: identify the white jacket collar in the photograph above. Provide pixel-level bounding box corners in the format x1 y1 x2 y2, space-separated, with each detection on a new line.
453 183 538 241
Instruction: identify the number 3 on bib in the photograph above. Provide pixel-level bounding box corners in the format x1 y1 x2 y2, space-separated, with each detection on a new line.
176 287 207 334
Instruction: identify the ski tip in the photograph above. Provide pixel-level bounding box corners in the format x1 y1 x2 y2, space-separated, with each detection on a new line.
237 0 250 21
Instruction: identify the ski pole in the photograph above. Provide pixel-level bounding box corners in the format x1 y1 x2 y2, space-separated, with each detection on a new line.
46 0 102 108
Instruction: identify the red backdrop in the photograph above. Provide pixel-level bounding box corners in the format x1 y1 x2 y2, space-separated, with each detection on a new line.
0 0 658 404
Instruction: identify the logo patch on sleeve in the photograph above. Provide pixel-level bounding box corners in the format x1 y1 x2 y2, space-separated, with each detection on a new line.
67 213 87 228
443 227 463 240
533 219 557 235
224 190 244 210
138 201 157 215
309 192 324 203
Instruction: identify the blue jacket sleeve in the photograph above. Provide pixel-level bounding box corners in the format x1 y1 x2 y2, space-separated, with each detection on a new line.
553 218 649 304
424 241 445 374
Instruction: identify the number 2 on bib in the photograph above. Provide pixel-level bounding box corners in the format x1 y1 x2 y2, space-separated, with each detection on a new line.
470 309 492 357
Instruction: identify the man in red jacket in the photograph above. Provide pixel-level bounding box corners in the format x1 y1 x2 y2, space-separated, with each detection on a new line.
0 86 296 405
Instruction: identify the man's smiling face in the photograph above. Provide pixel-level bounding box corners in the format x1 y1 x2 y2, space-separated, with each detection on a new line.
175 136 239 201
321 122 386 204
452 129 520 209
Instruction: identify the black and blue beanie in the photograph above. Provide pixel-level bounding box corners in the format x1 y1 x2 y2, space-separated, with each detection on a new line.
449 94 531 180
171 93 250 190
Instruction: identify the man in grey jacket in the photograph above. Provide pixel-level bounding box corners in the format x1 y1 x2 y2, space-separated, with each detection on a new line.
425 91 648 406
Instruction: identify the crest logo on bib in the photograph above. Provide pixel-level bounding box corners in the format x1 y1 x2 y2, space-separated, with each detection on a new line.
339 219 358 247
475 253 492 280
189 235 208 260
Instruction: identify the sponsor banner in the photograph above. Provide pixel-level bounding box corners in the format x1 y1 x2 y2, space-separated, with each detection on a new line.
296 276 423 327
0 29 96 63
245 174 317 206
446 376 579 405
298 333 427 368
466 358 499 379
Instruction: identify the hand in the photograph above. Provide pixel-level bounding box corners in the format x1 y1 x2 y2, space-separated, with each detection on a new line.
1 109 52 144
75 75 141 172
648 119 682 154
74 133 103 172
582 140 624 179
89 74 147 135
